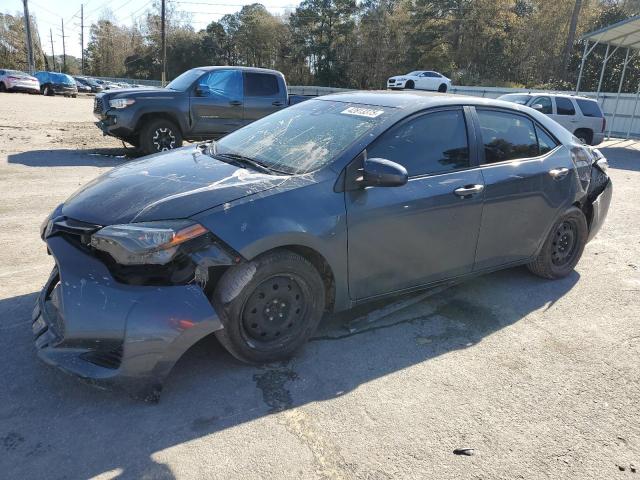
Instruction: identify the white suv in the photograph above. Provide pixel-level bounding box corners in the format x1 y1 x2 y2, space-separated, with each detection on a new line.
498 93 605 145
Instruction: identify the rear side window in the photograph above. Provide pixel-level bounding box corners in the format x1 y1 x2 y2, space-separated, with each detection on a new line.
535 125 558 155
576 99 603 117
367 109 469 176
244 73 279 96
555 97 576 116
477 109 538 163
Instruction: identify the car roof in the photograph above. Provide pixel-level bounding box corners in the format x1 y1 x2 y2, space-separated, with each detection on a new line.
502 92 596 102
196 66 283 76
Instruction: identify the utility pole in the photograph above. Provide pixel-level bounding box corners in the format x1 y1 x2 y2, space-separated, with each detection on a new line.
22 0 35 73
50 28 56 71
81 4 84 74
562 0 582 79
161 0 166 86
61 19 67 72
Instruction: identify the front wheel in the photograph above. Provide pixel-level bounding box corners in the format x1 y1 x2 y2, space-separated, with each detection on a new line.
139 118 183 155
405 80 415 89
43 85 52 96
213 250 325 364
527 207 588 279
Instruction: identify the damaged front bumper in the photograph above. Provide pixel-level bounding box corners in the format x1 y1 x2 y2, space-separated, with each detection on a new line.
32 234 224 400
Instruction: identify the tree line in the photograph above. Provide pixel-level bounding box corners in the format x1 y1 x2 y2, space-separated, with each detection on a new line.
2 0 640 92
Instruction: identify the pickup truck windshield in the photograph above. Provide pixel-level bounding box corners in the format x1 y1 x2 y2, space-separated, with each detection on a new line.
214 99 392 174
166 69 204 91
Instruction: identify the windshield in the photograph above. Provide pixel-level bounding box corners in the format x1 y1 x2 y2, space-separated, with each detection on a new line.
213 100 392 174
166 69 204 91
6 70 28 77
499 94 531 105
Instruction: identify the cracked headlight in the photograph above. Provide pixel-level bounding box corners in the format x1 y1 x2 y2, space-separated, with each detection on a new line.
109 98 135 109
90 220 208 265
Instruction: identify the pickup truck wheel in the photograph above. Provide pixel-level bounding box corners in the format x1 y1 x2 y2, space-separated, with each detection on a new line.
213 250 325 364
140 119 183 155
527 207 587 279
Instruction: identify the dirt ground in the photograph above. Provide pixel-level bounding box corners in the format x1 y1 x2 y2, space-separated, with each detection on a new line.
0 92 639 480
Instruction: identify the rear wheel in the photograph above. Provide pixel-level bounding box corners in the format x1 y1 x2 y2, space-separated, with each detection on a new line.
405 80 415 89
213 250 325 364
139 118 183 155
574 128 593 145
438 83 448 93
527 207 588 279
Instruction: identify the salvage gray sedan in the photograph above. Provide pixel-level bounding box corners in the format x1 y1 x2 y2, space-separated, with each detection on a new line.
35 92 612 400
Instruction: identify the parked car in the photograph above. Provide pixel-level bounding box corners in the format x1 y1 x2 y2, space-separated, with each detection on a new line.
387 71 452 92
36 91 612 400
93 79 119 90
0 69 40 93
74 79 92 93
498 93 605 146
33 71 78 97
93 66 313 155
74 76 103 93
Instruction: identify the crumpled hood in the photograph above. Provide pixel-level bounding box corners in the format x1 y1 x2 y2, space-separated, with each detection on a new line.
62 146 287 225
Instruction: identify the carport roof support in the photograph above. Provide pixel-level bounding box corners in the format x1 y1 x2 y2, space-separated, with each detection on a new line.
577 15 640 139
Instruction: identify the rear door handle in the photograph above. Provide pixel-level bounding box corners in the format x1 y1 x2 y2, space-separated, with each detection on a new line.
272 101 284 106
229 100 242 106
549 167 569 179
454 184 484 198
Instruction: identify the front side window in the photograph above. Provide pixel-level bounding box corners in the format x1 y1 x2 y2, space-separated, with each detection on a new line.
367 109 470 176
213 100 391 174
199 70 242 99
531 96 552 114
477 109 538 163
244 72 279 96
555 97 576 116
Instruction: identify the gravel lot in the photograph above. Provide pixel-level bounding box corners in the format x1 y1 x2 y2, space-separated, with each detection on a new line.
0 92 638 480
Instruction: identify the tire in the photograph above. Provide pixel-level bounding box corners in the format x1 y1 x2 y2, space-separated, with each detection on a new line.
213 250 325 364
43 85 52 96
139 118 183 155
405 80 415 89
527 207 588 279
0 82 6 92
72 94 77 98
574 128 593 145
438 83 448 93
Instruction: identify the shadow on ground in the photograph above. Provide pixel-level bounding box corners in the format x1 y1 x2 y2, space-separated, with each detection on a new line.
600 144 640 172
0 266 579 479
7 148 143 167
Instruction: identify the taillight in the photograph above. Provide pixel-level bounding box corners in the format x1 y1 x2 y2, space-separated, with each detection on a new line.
601 117 606 133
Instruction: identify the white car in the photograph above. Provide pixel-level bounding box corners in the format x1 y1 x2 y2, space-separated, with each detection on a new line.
0 69 40 94
387 71 452 92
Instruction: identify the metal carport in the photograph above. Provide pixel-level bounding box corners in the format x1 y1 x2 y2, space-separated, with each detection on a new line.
576 15 640 139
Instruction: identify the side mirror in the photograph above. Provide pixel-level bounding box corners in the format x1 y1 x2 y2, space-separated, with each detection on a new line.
196 84 211 96
531 103 544 111
362 158 408 188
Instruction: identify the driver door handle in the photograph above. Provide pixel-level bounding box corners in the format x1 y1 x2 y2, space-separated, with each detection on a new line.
272 101 284 106
229 100 242 106
549 167 569 179
454 184 484 198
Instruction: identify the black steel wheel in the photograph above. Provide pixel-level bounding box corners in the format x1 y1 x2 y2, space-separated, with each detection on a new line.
214 250 325 364
527 207 588 279
140 118 183 155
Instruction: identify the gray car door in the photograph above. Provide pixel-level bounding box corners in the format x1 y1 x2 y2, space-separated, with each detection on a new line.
345 107 485 300
190 69 243 136
472 107 574 270
242 71 286 126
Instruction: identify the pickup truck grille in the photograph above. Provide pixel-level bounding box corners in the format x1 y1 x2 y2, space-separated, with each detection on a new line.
94 97 104 114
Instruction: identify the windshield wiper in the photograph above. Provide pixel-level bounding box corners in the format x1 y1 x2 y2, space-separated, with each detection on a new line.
213 152 280 174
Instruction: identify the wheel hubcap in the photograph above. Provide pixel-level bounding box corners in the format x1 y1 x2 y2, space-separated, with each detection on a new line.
152 127 176 151
551 221 577 266
241 275 306 345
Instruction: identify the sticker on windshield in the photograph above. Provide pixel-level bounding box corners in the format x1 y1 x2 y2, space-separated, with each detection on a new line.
340 107 384 118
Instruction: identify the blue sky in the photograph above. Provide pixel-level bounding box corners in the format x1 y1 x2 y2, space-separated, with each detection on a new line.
3 0 299 58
